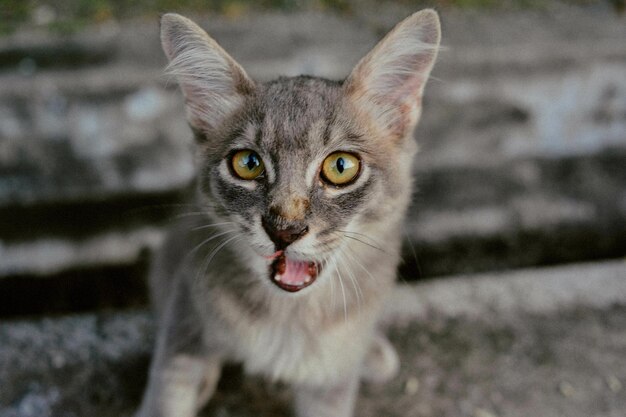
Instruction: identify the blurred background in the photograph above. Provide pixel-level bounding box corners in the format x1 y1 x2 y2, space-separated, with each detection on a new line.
0 1 624 416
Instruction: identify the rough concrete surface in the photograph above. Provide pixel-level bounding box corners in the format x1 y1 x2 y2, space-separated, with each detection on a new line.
1 5 625 281
0 4 625 417
1 260 624 417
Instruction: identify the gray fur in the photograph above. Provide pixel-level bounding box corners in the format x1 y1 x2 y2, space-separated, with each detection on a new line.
137 10 440 417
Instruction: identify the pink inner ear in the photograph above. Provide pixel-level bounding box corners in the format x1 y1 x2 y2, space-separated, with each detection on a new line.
379 52 434 105
372 53 435 137
161 14 256 134
346 11 440 139
384 99 418 139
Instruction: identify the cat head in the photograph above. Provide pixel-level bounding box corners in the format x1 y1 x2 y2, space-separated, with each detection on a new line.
161 11 440 294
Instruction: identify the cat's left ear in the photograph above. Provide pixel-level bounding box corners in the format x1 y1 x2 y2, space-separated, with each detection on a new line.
160 13 255 135
344 9 441 140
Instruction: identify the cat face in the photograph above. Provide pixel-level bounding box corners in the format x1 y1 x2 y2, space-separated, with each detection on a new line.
160 12 440 293
199 77 395 292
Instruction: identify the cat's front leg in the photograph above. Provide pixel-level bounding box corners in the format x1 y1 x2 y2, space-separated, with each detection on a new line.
360 332 400 384
136 279 223 417
136 353 222 417
293 372 360 417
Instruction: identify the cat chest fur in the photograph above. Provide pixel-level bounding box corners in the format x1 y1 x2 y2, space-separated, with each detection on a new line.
209 287 379 386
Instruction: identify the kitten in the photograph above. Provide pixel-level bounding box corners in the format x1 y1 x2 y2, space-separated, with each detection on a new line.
136 9 440 417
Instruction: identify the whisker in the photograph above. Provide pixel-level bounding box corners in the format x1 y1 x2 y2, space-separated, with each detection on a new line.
322 252 336 312
185 229 239 265
338 247 362 315
204 234 243 271
174 211 214 219
403 228 422 282
124 202 202 216
343 244 377 285
336 229 385 248
341 234 388 253
332 256 349 323
191 221 236 231
195 233 243 283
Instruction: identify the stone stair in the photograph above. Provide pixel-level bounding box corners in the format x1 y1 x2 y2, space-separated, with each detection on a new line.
0 5 625 416
1 8 624 291
1 8 624 288
1 259 624 417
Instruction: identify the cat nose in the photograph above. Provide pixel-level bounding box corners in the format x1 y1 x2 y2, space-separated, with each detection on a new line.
261 217 309 250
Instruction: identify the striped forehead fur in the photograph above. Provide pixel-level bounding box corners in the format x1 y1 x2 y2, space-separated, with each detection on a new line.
256 77 342 148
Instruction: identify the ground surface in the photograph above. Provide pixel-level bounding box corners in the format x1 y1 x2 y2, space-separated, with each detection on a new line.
198 305 626 417
1 261 624 417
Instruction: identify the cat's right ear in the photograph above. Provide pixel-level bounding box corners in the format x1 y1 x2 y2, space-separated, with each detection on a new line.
344 10 441 141
160 13 255 135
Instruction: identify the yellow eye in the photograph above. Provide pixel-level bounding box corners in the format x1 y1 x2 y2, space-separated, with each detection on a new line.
321 152 360 186
231 150 265 180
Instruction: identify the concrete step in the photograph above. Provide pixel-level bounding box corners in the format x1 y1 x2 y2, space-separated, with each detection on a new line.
0 71 190 206
0 8 624 284
1 259 624 417
402 150 626 277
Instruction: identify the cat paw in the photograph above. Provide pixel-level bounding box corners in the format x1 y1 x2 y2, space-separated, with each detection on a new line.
360 332 400 384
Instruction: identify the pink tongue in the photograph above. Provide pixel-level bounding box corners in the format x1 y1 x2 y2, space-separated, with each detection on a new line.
281 258 310 285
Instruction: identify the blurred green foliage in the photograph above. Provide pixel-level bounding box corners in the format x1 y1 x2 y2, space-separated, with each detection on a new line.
0 0 31 33
0 0 607 34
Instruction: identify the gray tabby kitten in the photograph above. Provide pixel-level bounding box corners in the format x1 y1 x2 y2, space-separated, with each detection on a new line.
137 9 440 417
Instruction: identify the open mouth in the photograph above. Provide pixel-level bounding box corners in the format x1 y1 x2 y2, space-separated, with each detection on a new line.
269 252 321 293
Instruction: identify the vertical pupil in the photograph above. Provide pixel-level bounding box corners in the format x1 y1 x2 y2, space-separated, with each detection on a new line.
336 157 345 174
245 153 258 170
